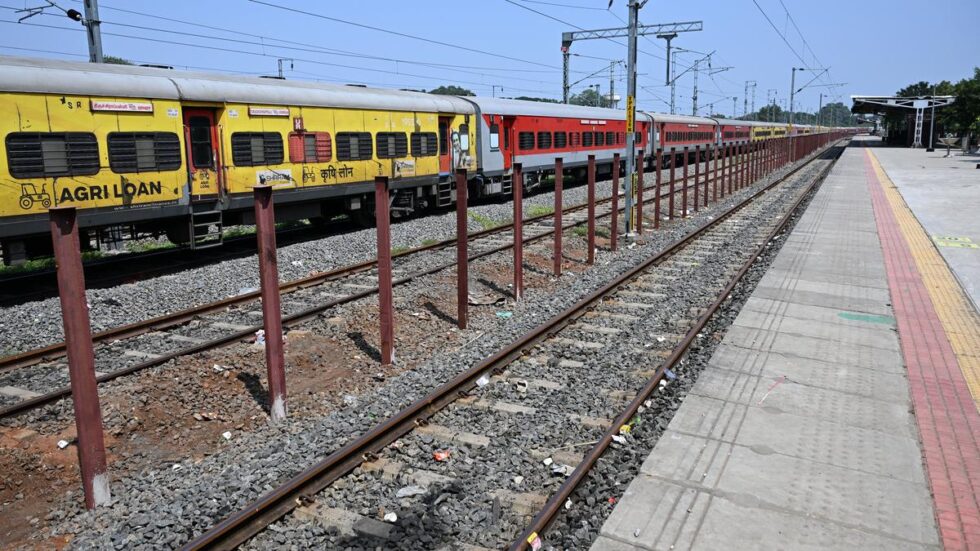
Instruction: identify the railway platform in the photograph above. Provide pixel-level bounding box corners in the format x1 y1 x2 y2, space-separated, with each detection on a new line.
591 136 980 551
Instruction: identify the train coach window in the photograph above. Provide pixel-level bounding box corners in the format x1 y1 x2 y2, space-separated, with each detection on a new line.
605 131 615 145
336 132 373 161
107 132 181 173
411 132 438 157
489 123 500 150
569 132 580 147
554 131 567 148
376 132 408 159
6 132 99 178
518 132 535 150
537 131 552 149
458 124 470 151
288 132 331 163
582 132 593 147
595 132 604 146
231 132 283 166
635 131 642 143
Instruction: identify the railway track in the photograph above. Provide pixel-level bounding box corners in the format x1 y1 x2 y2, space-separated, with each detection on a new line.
176 142 843 550
0 162 727 419
0 219 356 307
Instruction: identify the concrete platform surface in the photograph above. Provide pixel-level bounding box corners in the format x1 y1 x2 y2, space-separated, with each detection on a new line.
869 142 980 309
592 140 944 551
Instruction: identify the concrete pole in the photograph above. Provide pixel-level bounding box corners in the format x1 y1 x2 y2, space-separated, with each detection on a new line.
83 0 103 63
623 0 640 233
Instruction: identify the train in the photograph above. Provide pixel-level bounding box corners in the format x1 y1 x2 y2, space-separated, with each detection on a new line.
0 56 856 264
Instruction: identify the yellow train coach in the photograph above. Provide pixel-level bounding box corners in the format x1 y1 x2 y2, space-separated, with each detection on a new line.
0 57 476 262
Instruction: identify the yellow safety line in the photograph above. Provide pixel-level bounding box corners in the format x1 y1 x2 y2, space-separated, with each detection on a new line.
867 149 980 408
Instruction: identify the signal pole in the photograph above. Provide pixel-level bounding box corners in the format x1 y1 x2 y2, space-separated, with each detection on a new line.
624 0 642 233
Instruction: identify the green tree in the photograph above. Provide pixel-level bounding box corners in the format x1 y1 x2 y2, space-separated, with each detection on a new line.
940 68 980 137
512 96 560 103
428 85 475 96
569 88 602 107
103 55 133 65
757 104 786 123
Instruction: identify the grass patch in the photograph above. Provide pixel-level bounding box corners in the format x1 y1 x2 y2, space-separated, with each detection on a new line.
421 238 440 247
392 246 411 255
126 241 178 254
468 211 503 231
527 205 555 218
572 226 610 238
223 226 257 239
0 250 105 276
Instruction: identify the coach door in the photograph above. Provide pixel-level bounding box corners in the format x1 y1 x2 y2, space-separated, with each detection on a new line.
183 109 222 198
502 116 515 170
438 116 452 174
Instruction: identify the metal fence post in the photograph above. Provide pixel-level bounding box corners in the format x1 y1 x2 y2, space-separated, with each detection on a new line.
712 144 718 202
668 151 676 220
611 153 620 251
553 158 563 277
455 169 468 329
253 186 287 422
587 154 596 264
636 149 644 235
681 146 689 218
375 177 394 365
654 149 662 229
693 145 700 213
49 207 110 509
513 163 524 301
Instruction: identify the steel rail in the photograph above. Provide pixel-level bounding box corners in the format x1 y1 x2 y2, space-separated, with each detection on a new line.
511 143 845 550
0 177 707 419
180 141 841 551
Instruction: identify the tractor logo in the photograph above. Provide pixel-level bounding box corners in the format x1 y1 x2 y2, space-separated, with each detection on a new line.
19 183 52 210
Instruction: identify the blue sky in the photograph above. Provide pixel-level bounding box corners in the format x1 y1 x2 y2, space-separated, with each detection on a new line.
0 0 976 116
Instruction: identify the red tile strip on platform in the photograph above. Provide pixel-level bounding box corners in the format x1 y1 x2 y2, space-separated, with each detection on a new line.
864 151 980 551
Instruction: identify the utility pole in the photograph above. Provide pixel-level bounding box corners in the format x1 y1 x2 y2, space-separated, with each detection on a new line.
82 0 103 63
560 12 702 232
817 92 823 127
593 84 602 106
491 85 504 98
767 89 777 122
743 82 749 120
789 67 801 126
624 0 642 233
927 84 936 151
17 0 103 62
692 57 700 116
609 61 616 109
745 81 756 120
732 96 737 118
669 55 677 114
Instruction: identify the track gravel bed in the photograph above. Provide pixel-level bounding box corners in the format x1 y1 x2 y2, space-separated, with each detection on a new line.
229 150 837 550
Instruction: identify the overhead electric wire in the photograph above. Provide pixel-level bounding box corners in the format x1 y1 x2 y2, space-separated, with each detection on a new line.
0 17 559 95
246 0 558 70
81 0 593 75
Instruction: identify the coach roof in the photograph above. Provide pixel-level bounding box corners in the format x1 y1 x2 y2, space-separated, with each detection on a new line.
0 56 475 114
464 96 653 122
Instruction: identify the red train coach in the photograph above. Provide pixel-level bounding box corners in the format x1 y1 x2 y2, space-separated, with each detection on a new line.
464 97 654 197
